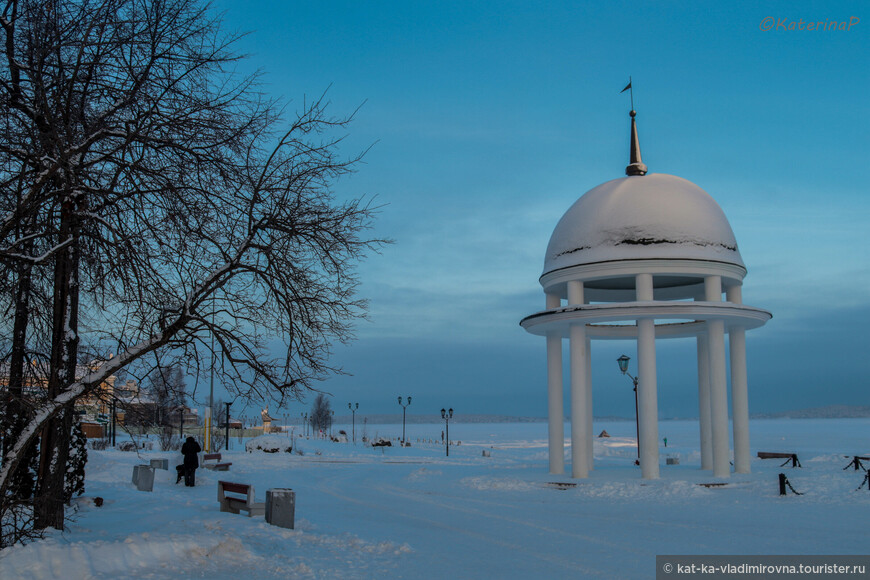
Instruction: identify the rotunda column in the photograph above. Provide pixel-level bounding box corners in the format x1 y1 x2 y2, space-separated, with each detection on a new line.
545 292 564 475
586 337 594 471
727 285 750 474
705 276 730 478
567 281 589 478
636 273 660 479
696 333 713 470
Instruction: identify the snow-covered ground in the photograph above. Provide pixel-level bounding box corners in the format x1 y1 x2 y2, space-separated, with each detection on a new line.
1 418 868 579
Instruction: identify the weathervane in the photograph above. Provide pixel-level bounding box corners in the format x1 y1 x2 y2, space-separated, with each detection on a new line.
620 77 647 176
621 77 634 110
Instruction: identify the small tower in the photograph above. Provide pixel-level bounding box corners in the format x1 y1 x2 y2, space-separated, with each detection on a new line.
261 407 274 433
521 107 771 479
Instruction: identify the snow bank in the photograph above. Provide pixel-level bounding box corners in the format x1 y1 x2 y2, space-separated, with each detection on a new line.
244 434 294 453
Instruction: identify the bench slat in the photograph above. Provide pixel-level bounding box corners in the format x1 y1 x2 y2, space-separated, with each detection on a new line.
204 461 232 471
757 451 800 467
219 481 249 495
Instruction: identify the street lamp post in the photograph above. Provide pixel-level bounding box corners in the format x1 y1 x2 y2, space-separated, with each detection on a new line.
348 403 358 443
111 398 116 447
225 401 231 451
397 396 412 445
206 297 216 453
440 408 453 457
616 354 641 465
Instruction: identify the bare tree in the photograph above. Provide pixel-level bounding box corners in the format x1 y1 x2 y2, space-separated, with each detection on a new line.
309 393 332 435
149 365 187 427
207 398 226 451
0 0 384 535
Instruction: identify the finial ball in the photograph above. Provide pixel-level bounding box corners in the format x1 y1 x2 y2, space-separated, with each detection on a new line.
629 110 637 118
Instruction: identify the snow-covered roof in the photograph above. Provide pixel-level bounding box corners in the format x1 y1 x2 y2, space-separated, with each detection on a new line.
543 173 744 277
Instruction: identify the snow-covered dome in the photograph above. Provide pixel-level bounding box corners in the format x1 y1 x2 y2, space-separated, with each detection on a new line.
543 173 744 277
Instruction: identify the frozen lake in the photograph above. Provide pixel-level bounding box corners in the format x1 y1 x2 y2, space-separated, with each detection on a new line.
1 418 868 579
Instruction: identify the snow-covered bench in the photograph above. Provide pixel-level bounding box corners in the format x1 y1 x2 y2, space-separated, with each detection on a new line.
217 481 265 517
202 453 232 471
757 451 801 467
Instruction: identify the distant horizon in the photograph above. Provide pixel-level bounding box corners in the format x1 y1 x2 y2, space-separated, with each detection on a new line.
256 403 870 426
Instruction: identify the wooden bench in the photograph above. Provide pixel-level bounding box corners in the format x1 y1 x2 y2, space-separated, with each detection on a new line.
843 455 870 471
757 451 801 467
202 453 232 471
217 481 265 517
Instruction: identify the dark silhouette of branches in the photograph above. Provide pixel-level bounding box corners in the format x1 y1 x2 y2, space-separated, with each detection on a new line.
0 0 385 534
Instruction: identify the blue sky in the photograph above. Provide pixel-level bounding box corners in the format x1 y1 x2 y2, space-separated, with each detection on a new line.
207 0 868 419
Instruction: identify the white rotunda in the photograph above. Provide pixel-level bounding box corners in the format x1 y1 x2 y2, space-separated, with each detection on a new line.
520 109 771 480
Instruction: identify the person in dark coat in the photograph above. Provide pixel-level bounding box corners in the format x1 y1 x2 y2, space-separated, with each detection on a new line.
180 436 202 487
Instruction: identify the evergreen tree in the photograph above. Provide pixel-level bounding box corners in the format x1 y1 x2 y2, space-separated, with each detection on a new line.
63 421 87 504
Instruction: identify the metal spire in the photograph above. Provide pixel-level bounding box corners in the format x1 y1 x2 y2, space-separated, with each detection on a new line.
621 78 648 176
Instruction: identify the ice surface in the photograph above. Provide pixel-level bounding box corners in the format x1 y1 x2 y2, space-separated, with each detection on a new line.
1 419 868 579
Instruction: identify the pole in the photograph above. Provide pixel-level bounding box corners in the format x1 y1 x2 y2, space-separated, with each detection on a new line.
207 297 215 453
348 402 358 443
618 359 641 466
398 397 411 446
225 401 231 451
445 417 449 457
633 377 640 462
111 399 116 447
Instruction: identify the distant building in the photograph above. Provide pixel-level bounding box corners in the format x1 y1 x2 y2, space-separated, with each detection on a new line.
0 359 199 430
0 358 120 420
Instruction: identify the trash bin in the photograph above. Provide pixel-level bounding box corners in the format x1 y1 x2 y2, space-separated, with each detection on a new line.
132 464 155 492
150 458 168 470
265 488 295 529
